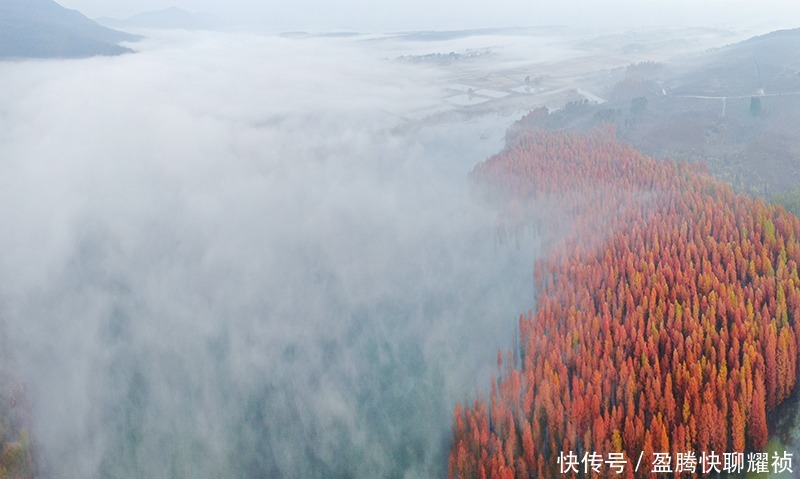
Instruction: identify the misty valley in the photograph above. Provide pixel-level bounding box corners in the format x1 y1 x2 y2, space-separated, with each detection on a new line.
3 1 800 479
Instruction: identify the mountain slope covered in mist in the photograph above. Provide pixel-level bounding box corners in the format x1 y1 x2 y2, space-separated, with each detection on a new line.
0 0 140 59
519 28 800 199
451 126 800 478
668 27 800 97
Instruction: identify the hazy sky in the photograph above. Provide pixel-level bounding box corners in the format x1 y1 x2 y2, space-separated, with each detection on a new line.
56 0 800 32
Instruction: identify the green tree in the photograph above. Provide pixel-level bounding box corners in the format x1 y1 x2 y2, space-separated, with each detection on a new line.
750 96 762 116
631 96 648 115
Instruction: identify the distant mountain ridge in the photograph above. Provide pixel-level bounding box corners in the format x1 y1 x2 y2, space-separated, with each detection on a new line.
0 0 140 59
96 7 218 31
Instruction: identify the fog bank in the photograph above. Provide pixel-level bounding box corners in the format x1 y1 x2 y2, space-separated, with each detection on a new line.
0 32 536 478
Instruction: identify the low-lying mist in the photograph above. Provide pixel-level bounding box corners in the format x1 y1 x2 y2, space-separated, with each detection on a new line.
0 32 537 478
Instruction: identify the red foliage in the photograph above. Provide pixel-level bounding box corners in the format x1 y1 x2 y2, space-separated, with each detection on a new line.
451 126 800 478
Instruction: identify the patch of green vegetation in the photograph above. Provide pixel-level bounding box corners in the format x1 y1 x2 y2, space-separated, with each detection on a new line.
631 96 648 116
593 108 621 123
751 97 763 117
745 436 795 479
772 187 800 217
0 425 32 479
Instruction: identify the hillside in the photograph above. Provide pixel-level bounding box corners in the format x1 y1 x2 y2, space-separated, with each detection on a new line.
667 28 800 97
521 28 800 204
451 127 800 478
0 0 140 59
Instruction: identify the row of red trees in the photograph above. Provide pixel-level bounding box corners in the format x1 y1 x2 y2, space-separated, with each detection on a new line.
450 127 800 478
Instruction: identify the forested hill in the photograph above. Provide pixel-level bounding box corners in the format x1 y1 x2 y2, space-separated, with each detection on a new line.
0 0 140 59
668 27 800 97
511 28 800 200
451 126 800 478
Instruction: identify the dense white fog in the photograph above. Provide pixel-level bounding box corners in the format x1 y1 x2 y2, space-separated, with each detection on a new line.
0 32 540 478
